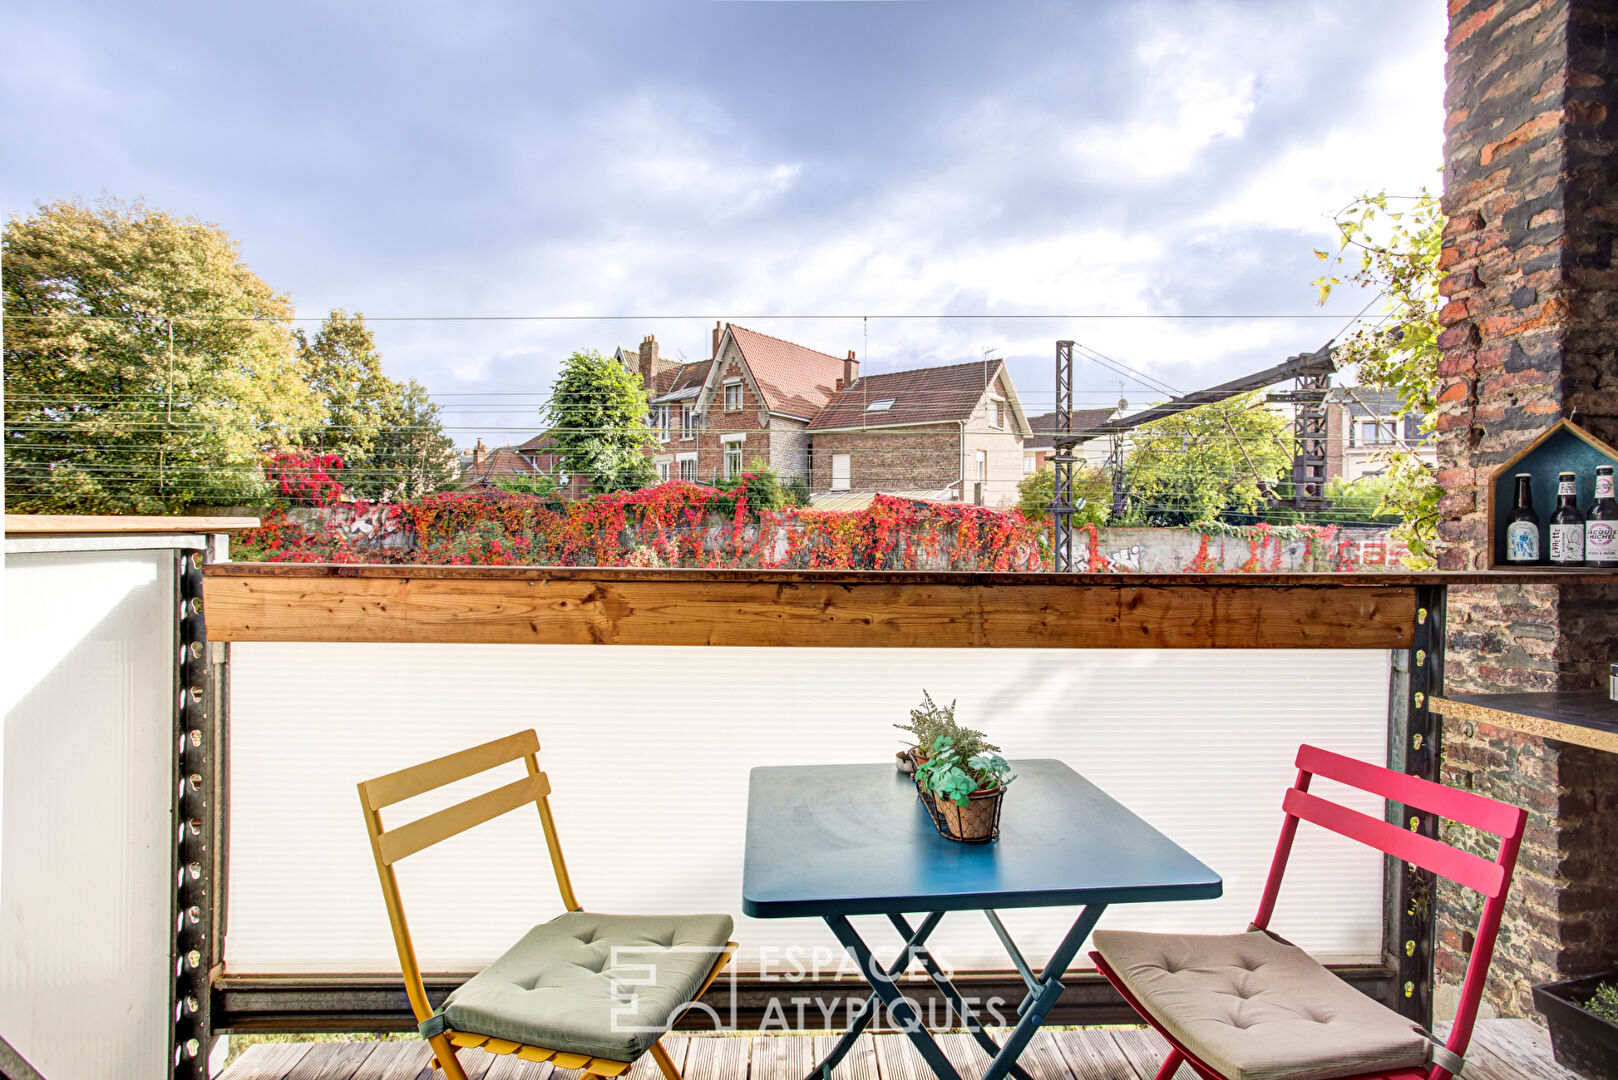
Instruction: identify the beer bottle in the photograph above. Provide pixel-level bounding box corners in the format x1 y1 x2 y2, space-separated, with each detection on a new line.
1549 471 1585 565
1587 464 1617 569
1505 473 1541 564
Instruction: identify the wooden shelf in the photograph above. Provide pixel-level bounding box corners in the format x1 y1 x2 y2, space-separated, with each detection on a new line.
1432 691 1618 754
6 514 260 534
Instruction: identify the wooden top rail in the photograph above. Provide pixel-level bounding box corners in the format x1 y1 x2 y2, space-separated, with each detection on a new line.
7 514 260 534
201 564 1612 649
202 563 1618 587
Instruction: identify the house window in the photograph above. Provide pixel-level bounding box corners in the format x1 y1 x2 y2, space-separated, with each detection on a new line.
678 454 697 482
682 407 697 439
654 405 671 442
865 398 896 413
1360 420 1391 445
724 381 743 411
656 461 670 482
976 450 988 483
832 453 851 490
1023 453 1036 475
723 436 744 479
988 399 1003 429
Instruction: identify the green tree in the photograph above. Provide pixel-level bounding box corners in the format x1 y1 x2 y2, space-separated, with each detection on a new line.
4 197 320 511
367 379 460 499
296 309 391 466
1121 393 1293 524
1313 189 1444 564
1016 465 1111 527
544 349 656 493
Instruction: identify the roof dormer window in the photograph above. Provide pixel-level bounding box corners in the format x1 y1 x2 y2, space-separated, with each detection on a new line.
865 398 896 412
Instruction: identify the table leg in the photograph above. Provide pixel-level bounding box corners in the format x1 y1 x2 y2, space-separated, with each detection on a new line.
979 905 1107 1080
886 914 1034 1080
805 911 946 1080
821 914 963 1080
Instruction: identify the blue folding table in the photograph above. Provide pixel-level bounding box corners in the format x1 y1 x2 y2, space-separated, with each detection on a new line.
741 760 1221 1080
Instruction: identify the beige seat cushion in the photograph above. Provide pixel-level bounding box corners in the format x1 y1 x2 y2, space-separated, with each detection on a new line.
443 911 734 1062
1093 929 1428 1080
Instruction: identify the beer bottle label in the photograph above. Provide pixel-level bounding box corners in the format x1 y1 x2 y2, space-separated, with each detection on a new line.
1560 477 1577 496
1507 521 1540 561
1550 523 1584 563
1589 521 1617 560
1598 472 1615 499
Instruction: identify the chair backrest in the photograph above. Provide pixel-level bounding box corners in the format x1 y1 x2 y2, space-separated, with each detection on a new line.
1251 744 1526 1078
357 729 578 1023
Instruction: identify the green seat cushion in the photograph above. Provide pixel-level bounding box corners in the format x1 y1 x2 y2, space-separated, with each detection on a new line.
442 911 735 1061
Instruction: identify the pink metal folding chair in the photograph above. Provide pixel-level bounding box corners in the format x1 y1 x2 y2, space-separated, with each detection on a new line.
1091 743 1526 1080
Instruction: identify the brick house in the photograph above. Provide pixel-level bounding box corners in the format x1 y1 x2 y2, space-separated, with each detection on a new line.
1323 388 1436 483
460 434 586 497
805 357 1033 508
627 323 849 485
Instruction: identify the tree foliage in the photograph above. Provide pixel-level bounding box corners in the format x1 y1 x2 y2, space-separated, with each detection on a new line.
4 197 319 511
544 349 656 493
1121 393 1293 524
296 311 457 500
1313 189 1444 565
1015 465 1111 528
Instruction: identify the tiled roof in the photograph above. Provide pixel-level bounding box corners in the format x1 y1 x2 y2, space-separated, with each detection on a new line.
1023 408 1117 448
728 324 847 415
651 360 711 402
806 358 1010 431
464 445 545 486
516 432 557 452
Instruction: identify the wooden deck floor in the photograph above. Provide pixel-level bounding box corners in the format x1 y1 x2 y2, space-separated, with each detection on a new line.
220 1020 1575 1080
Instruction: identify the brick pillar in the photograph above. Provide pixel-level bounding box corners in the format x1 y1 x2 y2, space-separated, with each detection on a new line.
1436 0 1618 1019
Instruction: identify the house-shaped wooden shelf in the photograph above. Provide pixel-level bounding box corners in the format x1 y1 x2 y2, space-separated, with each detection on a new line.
1488 418 1618 569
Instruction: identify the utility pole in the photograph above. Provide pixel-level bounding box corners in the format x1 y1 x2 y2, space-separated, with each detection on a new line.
1050 340 1077 572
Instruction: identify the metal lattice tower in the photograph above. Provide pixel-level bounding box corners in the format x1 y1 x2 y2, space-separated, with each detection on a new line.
1050 340 1077 572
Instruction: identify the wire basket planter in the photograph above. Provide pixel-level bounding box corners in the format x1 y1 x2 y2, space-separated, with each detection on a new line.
916 778 1004 843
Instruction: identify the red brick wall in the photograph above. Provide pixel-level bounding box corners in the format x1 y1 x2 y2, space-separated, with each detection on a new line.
1436 0 1618 1019
808 426 961 494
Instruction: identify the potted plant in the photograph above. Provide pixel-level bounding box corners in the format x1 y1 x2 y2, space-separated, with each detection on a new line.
893 690 955 775
915 732 1015 843
1534 972 1618 1080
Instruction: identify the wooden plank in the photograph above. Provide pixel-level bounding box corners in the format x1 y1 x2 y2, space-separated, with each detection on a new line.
934 1033 990 1079
1046 1028 1141 1080
750 1034 813 1080
377 772 549 864
871 1033 930 1080
201 563 1618 586
1475 1019 1580 1080
349 1041 434 1080
813 1034 878 1080
222 1042 315 1080
203 572 1418 650
1106 1028 1194 1080
484 1052 555 1080
1432 692 1618 755
682 1035 750 1080
6 513 260 534
624 1038 687 1080
1008 1031 1072 1080
281 1041 379 1080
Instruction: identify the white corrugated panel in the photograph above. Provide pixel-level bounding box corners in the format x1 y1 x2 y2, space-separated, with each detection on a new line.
2 550 175 1080
226 644 1391 978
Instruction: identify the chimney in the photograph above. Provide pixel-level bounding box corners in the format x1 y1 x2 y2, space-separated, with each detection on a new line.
712 321 723 360
472 439 485 470
639 334 659 390
844 350 859 387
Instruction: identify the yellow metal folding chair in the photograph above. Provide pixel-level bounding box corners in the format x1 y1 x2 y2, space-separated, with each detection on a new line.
359 730 737 1080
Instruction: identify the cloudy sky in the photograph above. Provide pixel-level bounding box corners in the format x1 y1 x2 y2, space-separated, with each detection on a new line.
3 0 1446 448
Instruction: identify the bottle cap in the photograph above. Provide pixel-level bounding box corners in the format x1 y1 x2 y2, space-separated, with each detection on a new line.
1516 472 1532 478
1599 465 1614 473
1559 471 1576 479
